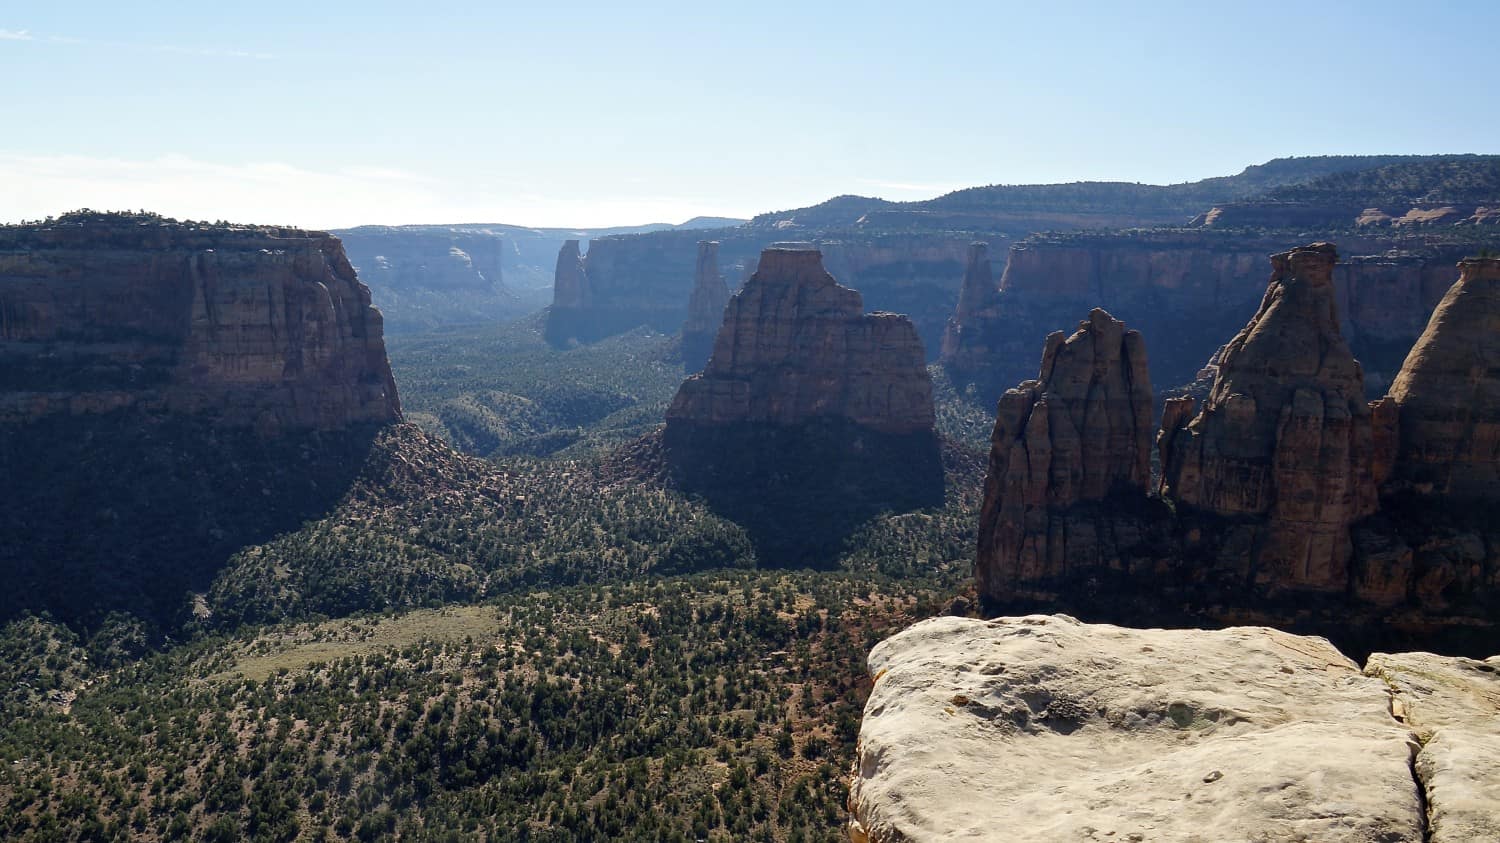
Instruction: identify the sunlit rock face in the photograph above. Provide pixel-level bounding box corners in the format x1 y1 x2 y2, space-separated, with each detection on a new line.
0 211 401 433
1382 258 1500 500
663 245 941 566
975 308 1155 602
1159 243 1380 593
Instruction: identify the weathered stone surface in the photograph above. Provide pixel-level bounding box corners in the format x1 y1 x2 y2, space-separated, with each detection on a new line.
681 240 729 373
667 246 934 435
662 245 942 565
850 615 1430 843
1367 651 1500 843
336 226 525 331
1384 258 1500 500
0 211 401 433
1159 243 1379 592
975 309 1154 601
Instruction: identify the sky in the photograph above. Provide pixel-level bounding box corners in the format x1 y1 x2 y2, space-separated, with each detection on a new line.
2 0 1497 229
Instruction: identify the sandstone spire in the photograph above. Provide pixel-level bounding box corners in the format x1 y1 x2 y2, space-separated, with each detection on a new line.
975 308 1154 601
940 242 996 359
1383 257 1500 500
1158 243 1380 591
551 239 590 310
681 241 730 373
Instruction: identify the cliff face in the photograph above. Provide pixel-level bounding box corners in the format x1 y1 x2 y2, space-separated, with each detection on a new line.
0 212 401 433
336 227 524 332
975 309 1156 600
681 241 729 373
543 229 972 359
663 245 941 565
939 243 997 360
1159 244 1378 591
669 246 934 434
1383 258 1500 500
941 231 1484 408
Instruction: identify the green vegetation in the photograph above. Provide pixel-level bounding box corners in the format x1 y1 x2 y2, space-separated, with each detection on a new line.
387 315 685 459
0 571 962 842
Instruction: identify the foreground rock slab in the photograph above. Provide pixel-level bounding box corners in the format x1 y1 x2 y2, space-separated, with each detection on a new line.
1367 651 1500 843
850 615 1433 843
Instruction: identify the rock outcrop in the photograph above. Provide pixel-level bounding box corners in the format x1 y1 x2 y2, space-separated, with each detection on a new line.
940 230 1492 409
668 245 935 434
0 211 401 433
850 615 1500 843
938 243 996 360
1367 651 1500 843
1382 258 1500 500
975 309 1156 600
1159 243 1380 592
663 245 941 565
680 241 729 373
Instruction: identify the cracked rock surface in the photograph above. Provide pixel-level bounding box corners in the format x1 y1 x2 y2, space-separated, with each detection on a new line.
1367 652 1500 842
849 615 1500 842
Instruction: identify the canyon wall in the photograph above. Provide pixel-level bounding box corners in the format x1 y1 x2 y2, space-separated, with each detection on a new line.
973 245 1500 651
336 226 526 332
942 230 1492 407
681 241 729 373
0 212 401 433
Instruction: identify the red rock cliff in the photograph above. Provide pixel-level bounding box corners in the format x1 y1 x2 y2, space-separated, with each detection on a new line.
975 308 1154 601
666 245 934 435
681 241 729 373
0 212 401 433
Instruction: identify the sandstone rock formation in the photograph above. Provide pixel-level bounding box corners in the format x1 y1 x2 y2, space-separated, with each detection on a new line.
1382 257 1500 500
680 241 729 373
975 308 1155 600
1367 651 1500 843
1159 243 1380 591
336 226 525 331
850 615 1474 843
938 242 996 360
0 211 401 433
663 244 941 565
667 245 935 434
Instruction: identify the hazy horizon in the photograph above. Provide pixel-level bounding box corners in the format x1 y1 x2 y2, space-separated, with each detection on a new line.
4 0 1498 228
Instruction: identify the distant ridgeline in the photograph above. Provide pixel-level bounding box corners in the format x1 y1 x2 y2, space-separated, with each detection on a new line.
0 211 402 629
541 155 1500 365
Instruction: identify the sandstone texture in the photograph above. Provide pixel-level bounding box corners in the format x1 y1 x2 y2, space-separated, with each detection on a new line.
0 212 401 433
667 246 934 434
1159 243 1379 592
975 309 1154 600
1367 651 1500 843
850 615 1446 843
1383 258 1500 500
681 240 729 373
662 245 942 565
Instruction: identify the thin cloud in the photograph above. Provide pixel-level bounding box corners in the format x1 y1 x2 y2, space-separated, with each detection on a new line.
0 27 273 59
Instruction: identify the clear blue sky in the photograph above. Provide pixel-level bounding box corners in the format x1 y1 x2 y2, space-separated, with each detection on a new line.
2 0 1495 228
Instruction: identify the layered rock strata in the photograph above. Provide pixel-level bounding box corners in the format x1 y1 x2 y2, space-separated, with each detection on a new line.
680 241 729 373
849 615 1499 843
1159 243 1379 591
336 226 522 331
663 245 941 564
975 309 1155 599
0 212 401 433
1382 258 1500 499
